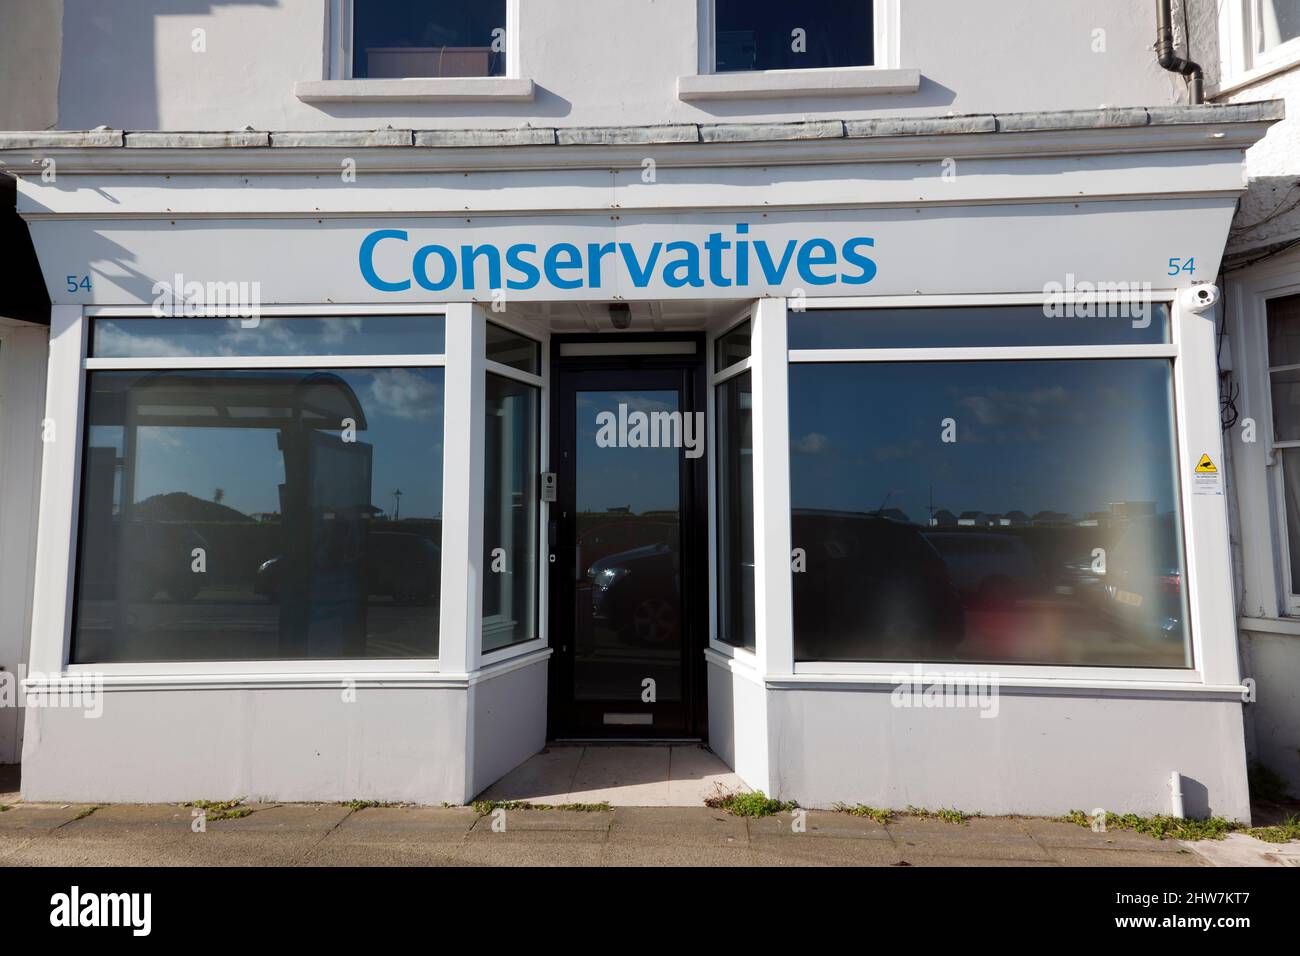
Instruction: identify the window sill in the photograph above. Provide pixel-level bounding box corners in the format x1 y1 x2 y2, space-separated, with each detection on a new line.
678 67 920 102
1214 47 1300 97
295 77 536 104
1239 615 1300 637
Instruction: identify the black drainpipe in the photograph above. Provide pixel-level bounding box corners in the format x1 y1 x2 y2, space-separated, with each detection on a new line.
1157 0 1204 104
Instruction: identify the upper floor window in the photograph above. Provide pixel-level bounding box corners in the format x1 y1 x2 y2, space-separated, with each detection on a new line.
1220 0 1300 87
715 0 874 72
348 0 507 79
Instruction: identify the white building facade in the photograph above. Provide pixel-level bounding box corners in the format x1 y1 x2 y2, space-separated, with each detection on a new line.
0 0 1288 818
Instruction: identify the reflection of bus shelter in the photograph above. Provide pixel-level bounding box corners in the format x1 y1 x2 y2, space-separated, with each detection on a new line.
107 371 372 657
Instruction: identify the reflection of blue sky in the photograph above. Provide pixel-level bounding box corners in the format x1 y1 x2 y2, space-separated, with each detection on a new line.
97 369 445 519
92 316 445 359
576 391 681 514
789 361 1180 522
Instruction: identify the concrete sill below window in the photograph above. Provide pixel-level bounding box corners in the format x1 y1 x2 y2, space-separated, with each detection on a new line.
678 67 920 101
295 77 536 104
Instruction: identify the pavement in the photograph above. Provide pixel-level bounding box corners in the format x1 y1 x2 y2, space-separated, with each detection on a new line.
1 758 1296 866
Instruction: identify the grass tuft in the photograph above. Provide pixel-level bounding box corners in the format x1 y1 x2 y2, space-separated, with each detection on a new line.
704 790 796 817
187 799 253 821
1062 809 1237 841
906 805 978 825
832 802 895 824
470 799 610 815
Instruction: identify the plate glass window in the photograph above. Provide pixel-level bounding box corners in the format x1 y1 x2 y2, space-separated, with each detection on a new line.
352 0 507 78
73 367 445 662
715 0 874 72
1255 0 1300 57
787 309 1191 668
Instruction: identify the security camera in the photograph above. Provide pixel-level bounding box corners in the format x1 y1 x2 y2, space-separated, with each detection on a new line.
1179 283 1220 313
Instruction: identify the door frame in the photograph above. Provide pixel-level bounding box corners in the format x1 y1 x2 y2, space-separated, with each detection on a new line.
547 333 709 740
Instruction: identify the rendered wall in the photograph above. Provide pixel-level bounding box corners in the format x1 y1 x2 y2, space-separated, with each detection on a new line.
468 657 549 797
21 685 471 804
764 687 1252 821
1241 629 1300 793
53 0 1187 132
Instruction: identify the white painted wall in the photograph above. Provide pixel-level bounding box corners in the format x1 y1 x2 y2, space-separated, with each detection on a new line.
50 0 1191 132
0 0 61 130
766 687 1252 820
0 324 48 765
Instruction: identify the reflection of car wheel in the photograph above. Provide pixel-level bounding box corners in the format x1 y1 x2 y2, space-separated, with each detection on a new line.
630 597 676 645
978 575 1017 609
166 576 201 602
392 580 428 606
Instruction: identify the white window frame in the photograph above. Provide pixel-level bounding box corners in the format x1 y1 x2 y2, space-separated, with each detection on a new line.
480 317 548 666
1217 0 1300 94
746 292 1243 693
33 303 480 683
698 0 900 74
706 306 757 661
1226 258 1300 620
301 1 532 103
680 0 916 100
327 0 521 81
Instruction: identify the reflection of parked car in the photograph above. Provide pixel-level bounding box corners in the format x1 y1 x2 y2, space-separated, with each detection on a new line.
588 543 679 646
924 532 1047 608
793 511 964 660
119 521 210 603
255 531 441 605
1100 514 1184 640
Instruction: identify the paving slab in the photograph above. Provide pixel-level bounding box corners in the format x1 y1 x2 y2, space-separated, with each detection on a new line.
301 840 465 867
749 812 893 841
1182 832 1300 867
455 842 606 867
566 746 674 806
750 835 906 867
608 806 747 846
0 804 95 833
1018 818 1183 852
468 808 612 832
601 844 754 866
476 746 585 804
330 806 478 842
1044 846 1206 867
202 804 352 832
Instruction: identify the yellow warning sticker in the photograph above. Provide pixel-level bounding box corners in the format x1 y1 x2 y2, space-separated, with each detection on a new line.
1195 453 1217 474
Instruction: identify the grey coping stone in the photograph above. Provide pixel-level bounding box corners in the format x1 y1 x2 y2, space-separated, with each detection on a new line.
700 119 845 143
269 129 414 147
1147 99 1285 124
997 107 1150 131
556 124 700 146
0 129 123 148
415 127 557 147
846 114 997 137
125 130 270 148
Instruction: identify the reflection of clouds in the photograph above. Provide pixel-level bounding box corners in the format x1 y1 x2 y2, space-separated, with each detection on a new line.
366 368 442 421
874 438 923 462
610 393 675 415
138 426 185 449
793 431 831 454
955 385 1084 442
95 324 198 358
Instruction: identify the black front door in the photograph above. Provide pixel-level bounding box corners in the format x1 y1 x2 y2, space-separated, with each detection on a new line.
549 341 707 739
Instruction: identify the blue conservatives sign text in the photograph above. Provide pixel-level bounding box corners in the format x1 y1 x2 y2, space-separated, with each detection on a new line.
359 224 877 294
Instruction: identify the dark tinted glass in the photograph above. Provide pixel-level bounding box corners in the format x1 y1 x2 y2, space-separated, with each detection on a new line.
789 305 1171 349
715 319 752 372
717 372 755 649
788 359 1190 667
91 316 445 358
73 368 445 662
716 0 874 71
486 323 541 375
353 0 507 78
483 374 539 652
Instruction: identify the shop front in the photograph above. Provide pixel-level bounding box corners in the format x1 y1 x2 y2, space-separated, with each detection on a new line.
5 103 1278 816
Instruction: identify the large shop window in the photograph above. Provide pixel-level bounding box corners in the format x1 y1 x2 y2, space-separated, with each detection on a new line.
351 0 507 78
715 0 874 72
788 306 1192 668
72 317 446 663
483 325 541 653
1266 292 1300 598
